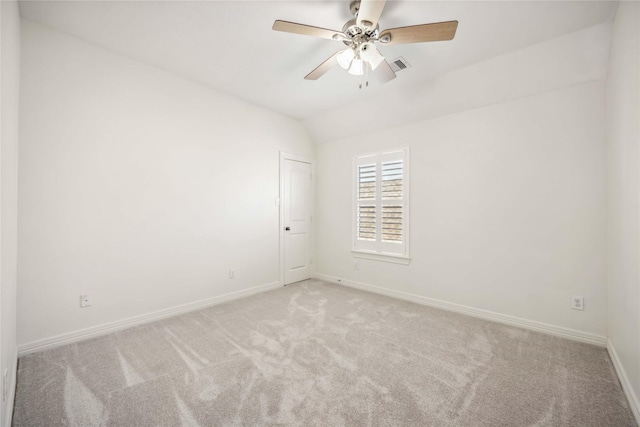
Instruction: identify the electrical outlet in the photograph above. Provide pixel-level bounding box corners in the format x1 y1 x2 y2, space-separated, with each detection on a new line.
229 270 235 279
80 294 91 308
571 295 584 311
354 261 359 270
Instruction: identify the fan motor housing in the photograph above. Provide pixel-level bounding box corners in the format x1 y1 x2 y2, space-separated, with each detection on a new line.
342 18 363 38
341 18 379 46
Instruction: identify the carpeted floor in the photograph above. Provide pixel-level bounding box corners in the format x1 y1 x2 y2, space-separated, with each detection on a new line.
13 279 637 426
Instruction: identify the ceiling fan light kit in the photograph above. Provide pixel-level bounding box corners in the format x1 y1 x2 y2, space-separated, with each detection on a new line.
337 49 355 70
336 43 383 78
272 0 458 85
359 43 385 70
348 58 364 76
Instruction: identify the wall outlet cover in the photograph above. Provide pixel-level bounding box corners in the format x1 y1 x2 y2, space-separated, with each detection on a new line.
80 294 92 308
571 295 584 310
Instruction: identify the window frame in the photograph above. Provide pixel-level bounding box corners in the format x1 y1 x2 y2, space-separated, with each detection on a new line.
352 148 410 265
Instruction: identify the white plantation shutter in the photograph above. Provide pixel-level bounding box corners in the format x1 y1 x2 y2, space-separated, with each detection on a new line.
354 149 409 258
381 159 403 242
357 162 377 241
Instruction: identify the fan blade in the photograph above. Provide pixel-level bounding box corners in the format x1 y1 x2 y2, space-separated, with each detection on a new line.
357 0 387 29
379 21 458 45
305 51 340 80
273 20 342 40
375 59 396 83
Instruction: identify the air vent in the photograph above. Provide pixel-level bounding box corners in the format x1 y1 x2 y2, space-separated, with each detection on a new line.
389 57 411 72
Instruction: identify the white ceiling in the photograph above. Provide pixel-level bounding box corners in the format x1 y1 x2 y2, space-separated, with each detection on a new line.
19 1 617 120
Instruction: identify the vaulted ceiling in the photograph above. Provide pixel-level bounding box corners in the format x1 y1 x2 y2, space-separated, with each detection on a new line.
19 1 617 121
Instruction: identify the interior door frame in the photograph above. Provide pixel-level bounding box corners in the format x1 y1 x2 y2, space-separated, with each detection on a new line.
279 152 315 286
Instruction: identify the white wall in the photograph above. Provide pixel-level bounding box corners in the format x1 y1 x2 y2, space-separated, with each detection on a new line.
606 1 640 420
315 20 614 342
316 77 608 340
312 19 611 343
0 1 20 425
17 20 314 348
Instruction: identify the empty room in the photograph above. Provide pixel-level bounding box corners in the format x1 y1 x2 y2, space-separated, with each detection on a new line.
1 0 639 425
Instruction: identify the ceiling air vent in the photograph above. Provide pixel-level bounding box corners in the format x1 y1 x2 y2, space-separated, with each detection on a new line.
389 57 411 72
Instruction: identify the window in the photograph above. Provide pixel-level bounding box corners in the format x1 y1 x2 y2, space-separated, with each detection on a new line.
353 148 409 263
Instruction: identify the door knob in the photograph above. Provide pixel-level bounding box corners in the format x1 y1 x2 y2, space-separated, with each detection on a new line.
285 227 291 231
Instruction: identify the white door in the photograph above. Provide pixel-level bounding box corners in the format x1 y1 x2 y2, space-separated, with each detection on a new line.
283 158 312 284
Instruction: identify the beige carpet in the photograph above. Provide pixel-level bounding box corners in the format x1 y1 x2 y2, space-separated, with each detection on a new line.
12 279 637 426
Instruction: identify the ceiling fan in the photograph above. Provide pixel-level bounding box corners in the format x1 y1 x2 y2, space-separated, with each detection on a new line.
272 0 458 85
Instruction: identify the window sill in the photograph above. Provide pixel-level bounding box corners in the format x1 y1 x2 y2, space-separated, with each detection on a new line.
352 251 411 265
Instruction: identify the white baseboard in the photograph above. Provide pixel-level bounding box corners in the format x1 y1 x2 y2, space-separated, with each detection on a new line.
18 281 282 356
607 340 640 424
4 350 17 427
315 273 607 347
